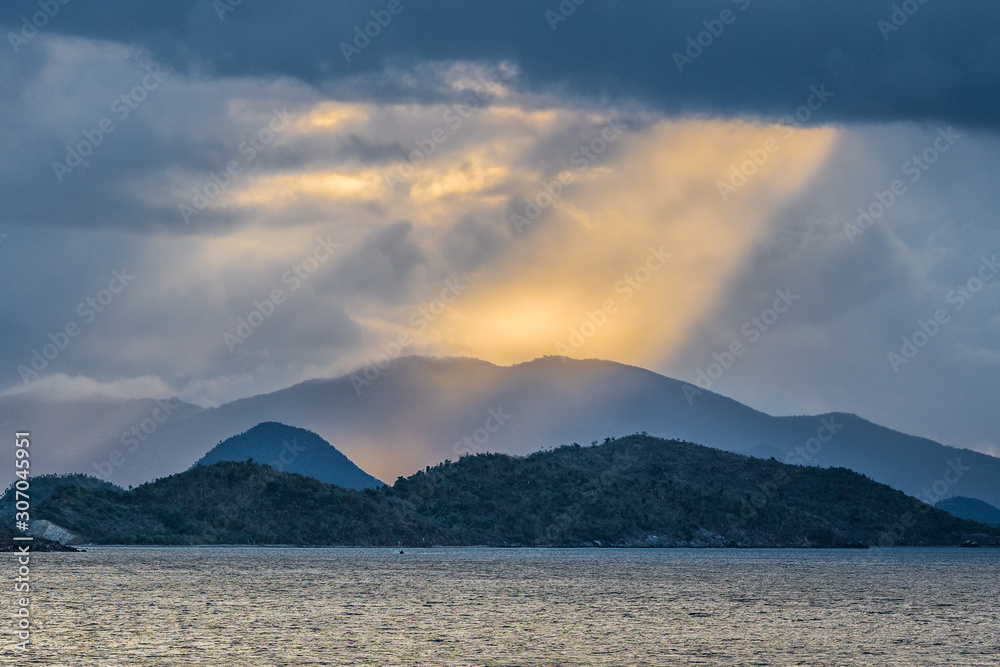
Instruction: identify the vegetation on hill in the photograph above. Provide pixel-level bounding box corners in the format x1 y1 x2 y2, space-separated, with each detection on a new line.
8 435 1000 548
15 463 441 546
1 473 119 512
0 474 112 551
387 435 999 548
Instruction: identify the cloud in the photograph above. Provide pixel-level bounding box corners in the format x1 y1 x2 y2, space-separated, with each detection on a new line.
325 221 427 305
436 119 838 367
665 123 1000 456
4 1 1000 127
1 373 173 402
2 101 838 399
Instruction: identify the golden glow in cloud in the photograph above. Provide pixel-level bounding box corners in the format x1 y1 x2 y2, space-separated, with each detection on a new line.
294 102 371 130
224 171 384 207
431 120 839 368
203 99 839 375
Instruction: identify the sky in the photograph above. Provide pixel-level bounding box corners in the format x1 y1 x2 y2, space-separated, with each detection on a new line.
2 0 999 458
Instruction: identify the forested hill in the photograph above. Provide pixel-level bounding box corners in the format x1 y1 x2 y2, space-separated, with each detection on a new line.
192 422 384 489
11 435 1000 548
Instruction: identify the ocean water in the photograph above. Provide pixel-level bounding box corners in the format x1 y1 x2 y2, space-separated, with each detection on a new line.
4 547 999 665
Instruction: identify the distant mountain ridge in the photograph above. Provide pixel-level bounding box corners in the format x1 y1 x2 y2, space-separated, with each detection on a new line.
935 497 1000 527
193 422 383 489
16 435 1000 548
4 356 999 510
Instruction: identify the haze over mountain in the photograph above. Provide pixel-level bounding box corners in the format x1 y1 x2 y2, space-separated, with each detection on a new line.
0 394 203 479
4 357 998 509
193 422 382 490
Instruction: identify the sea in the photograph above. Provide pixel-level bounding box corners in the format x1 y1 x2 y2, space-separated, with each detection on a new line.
4 547 999 665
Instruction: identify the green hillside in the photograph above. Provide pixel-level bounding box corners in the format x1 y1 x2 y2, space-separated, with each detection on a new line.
8 435 999 548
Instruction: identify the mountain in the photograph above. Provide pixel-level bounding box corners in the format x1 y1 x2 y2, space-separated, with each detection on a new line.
935 497 1000 527
192 422 383 489
5 356 999 509
14 435 1000 548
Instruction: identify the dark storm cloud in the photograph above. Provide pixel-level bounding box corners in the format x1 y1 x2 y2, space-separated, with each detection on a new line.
4 0 1000 127
330 134 409 164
